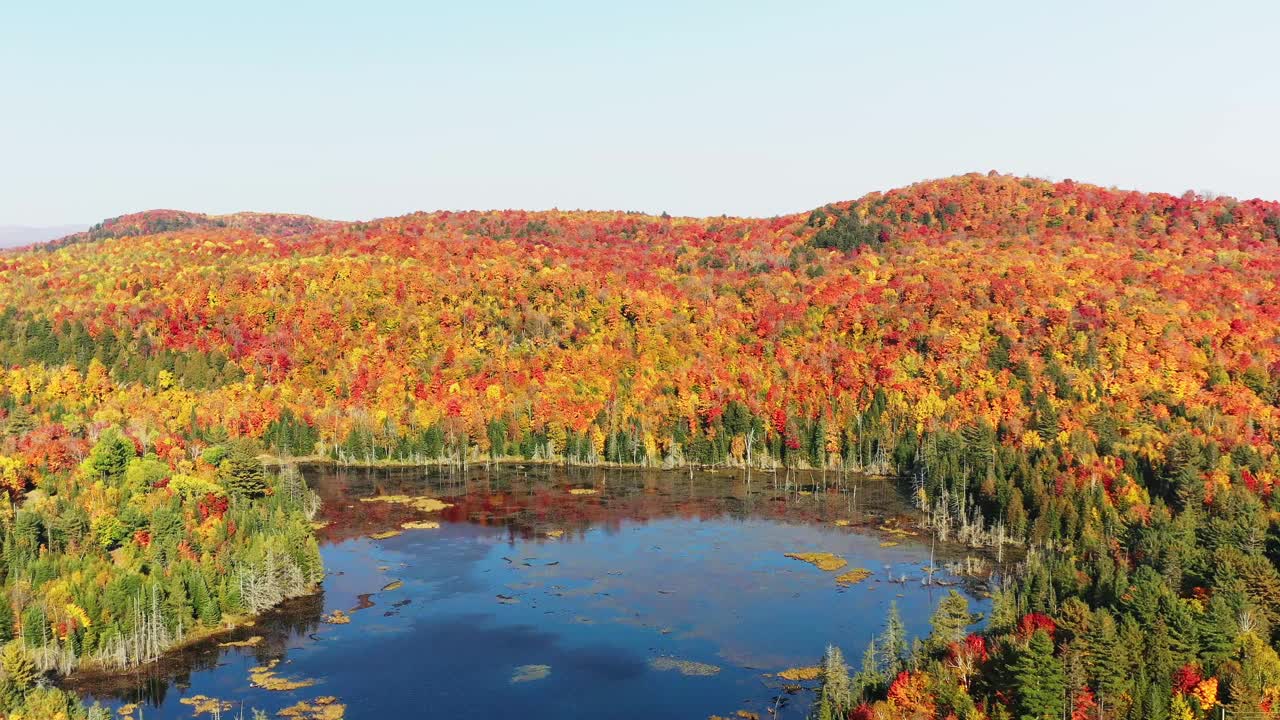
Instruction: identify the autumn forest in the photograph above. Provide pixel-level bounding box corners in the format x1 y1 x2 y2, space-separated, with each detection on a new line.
2 172 1280 718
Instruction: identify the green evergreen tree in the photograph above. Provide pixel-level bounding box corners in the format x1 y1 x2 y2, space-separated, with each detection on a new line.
189 572 221 625
881 602 908 676
0 602 13 644
2 406 33 438
87 428 136 481
219 439 267 496
1 640 37 692
1012 629 1065 720
926 590 976 654
819 645 851 716
19 606 45 648
989 585 1020 635
852 637 883 702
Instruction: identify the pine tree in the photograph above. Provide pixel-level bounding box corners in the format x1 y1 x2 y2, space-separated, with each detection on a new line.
1168 692 1194 720
2 406 32 438
881 602 908 676
853 637 883 702
19 606 45 648
1086 609 1129 714
189 572 221 626
989 584 1020 635
811 688 833 720
1033 393 1060 443
1 641 36 692
819 645 851 716
1012 629 1064 720
87 428 136 480
926 590 975 654
1197 593 1235 669
0 602 13 644
219 439 267 497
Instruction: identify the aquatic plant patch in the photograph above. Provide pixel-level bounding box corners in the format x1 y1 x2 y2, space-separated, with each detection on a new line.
784 552 848 572
649 656 721 676
511 664 552 683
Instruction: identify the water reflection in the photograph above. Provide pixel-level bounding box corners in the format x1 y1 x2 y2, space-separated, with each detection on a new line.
313 465 915 543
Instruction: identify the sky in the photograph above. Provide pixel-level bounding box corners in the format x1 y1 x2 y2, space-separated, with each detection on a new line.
2 0 1278 226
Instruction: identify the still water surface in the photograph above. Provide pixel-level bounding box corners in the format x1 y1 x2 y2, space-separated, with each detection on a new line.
78 465 992 719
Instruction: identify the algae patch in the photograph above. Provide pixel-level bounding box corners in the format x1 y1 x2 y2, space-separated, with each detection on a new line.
381 580 404 592
511 664 552 683
250 659 318 691
359 495 453 512
776 666 823 681
178 695 234 716
568 488 598 495
649 656 721 676
784 552 847 572
218 635 264 648
278 696 347 720
401 520 440 530
368 530 402 540
835 568 873 586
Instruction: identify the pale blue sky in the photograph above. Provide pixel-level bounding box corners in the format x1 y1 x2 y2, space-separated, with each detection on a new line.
2 1 1277 225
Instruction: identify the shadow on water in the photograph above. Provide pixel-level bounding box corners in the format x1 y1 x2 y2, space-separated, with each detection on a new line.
69 592 326 705
71 465 1000 719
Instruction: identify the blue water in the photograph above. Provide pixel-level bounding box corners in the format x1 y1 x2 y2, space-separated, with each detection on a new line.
79 467 992 719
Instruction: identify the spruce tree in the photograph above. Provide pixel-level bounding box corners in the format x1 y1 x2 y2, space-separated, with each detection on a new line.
881 602 908 676
0 641 36 692
0 602 13 644
811 687 833 720
1086 610 1129 713
819 645 851 716
87 428 136 481
1012 629 1064 720
1168 692 1194 720
219 439 267 497
2 406 32 438
853 637 882 702
19 606 45 648
926 590 975 654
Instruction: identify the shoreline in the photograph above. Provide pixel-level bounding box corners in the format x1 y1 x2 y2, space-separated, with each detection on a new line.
262 452 900 478
62 590 324 695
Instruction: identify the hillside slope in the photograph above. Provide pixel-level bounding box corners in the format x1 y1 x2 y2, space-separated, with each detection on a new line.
2 172 1278 479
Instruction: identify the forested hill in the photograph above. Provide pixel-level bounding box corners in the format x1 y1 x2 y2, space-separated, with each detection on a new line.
3 172 1279 484
35 209 338 251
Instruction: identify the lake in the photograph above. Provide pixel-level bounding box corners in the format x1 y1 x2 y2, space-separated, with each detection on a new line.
75 465 995 719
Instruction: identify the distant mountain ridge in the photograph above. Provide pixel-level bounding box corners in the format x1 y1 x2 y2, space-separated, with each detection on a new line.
41 209 339 250
0 224 89 249
33 172 1280 254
